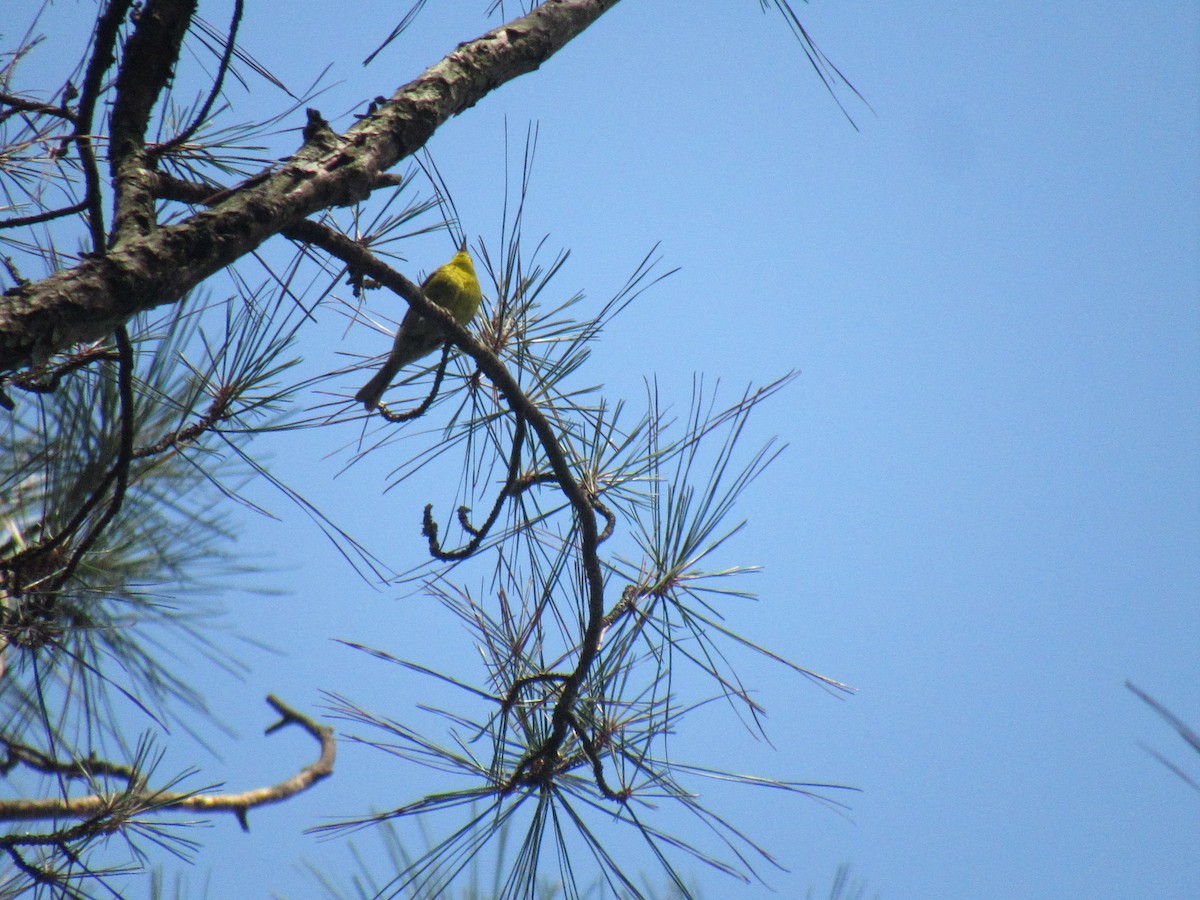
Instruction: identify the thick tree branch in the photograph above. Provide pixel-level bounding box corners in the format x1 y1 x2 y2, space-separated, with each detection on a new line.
0 0 620 372
109 0 198 245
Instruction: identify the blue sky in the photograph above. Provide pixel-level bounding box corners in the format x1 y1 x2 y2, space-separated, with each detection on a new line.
8 2 1199 897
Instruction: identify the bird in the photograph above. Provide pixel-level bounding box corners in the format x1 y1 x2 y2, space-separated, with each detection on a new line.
355 239 482 409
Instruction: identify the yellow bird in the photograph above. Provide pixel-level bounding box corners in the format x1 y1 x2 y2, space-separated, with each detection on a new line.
355 239 483 409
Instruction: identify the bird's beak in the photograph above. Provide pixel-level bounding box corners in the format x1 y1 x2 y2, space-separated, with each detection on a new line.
459 237 468 253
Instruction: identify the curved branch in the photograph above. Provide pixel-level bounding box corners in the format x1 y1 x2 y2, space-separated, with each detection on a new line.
71 0 136 251
286 222 607 781
0 695 334 825
374 343 453 423
423 414 527 560
0 0 621 372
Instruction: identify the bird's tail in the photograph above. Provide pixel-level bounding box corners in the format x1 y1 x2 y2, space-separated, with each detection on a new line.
354 365 395 409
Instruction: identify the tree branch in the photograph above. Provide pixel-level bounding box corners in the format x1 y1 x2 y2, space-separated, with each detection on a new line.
0 695 334 825
0 0 621 372
285 220 608 784
109 0 199 245
71 0 136 251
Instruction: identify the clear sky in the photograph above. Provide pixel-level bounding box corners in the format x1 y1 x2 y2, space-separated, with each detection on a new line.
8 2 1199 898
